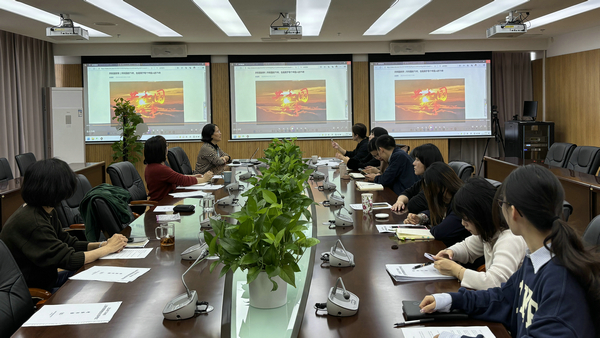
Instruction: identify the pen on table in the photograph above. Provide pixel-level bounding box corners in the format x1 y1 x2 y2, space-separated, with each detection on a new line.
394 318 434 327
412 262 433 269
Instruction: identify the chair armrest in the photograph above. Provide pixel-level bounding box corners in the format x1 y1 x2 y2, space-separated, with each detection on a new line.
130 200 159 206
68 224 85 230
476 264 486 272
132 212 140 219
29 288 51 300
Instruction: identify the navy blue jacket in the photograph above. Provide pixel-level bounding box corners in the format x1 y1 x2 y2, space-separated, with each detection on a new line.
346 138 374 170
374 147 418 196
450 256 595 338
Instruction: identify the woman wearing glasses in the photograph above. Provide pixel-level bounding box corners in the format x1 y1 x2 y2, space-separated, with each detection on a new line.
194 124 231 175
420 165 598 338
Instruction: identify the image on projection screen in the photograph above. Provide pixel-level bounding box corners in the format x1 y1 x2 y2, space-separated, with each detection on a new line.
394 79 465 122
255 80 326 123
109 81 185 124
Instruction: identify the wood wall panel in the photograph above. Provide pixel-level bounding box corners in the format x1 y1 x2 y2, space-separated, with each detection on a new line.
353 61 369 127
545 49 600 147
531 59 544 117
55 64 82 87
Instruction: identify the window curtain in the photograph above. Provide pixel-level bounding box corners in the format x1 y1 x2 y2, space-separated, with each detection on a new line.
0 30 55 177
448 52 532 175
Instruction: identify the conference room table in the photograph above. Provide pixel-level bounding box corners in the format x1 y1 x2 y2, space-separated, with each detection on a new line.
484 156 600 235
0 161 106 227
14 163 510 338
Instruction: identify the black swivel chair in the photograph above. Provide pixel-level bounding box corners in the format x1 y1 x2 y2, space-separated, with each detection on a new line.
107 161 157 214
544 142 576 168
14 152 36 177
485 178 502 188
566 146 600 175
449 161 474 181
562 200 573 222
0 240 51 337
583 215 600 248
56 175 92 240
87 198 134 241
0 157 13 181
167 147 193 175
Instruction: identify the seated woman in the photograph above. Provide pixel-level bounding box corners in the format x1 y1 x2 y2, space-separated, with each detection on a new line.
432 177 527 290
420 165 599 338
194 124 231 175
406 162 471 247
331 123 374 170
0 158 128 292
392 143 444 214
144 135 212 201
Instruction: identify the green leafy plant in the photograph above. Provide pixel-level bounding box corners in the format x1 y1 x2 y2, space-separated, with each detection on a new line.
203 138 319 290
111 98 144 164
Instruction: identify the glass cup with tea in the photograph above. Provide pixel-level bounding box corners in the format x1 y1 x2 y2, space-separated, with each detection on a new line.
155 223 175 247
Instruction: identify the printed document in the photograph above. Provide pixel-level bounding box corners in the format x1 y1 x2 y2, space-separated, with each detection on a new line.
22 302 122 327
70 266 150 283
99 248 152 260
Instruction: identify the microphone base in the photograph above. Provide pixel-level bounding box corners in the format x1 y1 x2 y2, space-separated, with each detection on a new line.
163 290 198 320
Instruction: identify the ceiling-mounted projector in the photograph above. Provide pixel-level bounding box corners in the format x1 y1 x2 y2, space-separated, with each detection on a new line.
486 10 527 38
46 14 89 40
269 13 302 40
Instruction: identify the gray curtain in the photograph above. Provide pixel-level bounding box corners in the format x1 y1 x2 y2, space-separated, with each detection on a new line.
448 52 532 175
0 30 55 177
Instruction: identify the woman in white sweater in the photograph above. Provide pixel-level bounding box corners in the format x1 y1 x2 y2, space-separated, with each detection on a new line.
432 177 527 290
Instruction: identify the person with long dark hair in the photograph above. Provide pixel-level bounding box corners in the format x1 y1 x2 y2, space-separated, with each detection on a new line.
420 165 599 338
0 159 128 292
406 162 470 247
194 124 231 175
331 123 374 170
392 143 444 214
144 135 212 201
432 177 527 290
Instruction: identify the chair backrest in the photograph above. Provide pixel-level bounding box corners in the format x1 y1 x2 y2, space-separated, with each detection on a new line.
14 153 36 177
583 214 600 247
89 199 133 241
0 240 34 337
0 157 13 181
449 161 474 181
544 142 576 168
562 200 573 222
107 161 148 214
56 175 92 227
167 147 193 175
566 146 600 175
485 178 502 188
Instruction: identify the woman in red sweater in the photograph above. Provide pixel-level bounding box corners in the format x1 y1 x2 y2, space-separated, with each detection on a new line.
144 136 213 201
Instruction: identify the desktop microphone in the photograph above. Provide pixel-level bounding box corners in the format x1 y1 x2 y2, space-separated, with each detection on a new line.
200 214 221 228
323 190 345 207
239 171 254 180
217 195 238 206
226 182 244 192
163 248 213 320
320 239 355 268
314 277 359 317
329 208 353 228
318 177 337 191
181 232 209 261
310 171 325 181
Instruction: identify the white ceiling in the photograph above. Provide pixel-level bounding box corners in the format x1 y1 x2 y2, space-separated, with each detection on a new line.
0 0 598 44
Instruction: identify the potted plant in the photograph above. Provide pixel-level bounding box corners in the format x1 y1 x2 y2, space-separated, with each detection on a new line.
203 138 319 308
111 97 145 164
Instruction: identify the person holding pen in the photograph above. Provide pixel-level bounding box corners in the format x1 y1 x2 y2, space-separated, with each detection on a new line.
432 177 527 290
331 123 374 170
419 165 599 338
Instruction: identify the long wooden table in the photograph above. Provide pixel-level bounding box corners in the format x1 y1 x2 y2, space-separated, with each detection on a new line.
0 162 105 227
484 156 600 234
14 164 510 338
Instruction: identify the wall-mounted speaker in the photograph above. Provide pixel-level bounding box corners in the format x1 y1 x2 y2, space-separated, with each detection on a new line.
389 42 425 55
151 44 188 58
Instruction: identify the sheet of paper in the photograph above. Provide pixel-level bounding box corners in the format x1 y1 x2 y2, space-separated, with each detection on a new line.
350 202 392 210
126 238 149 248
99 248 152 260
199 184 224 191
212 175 224 179
386 264 455 282
170 191 207 198
70 266 150 283
401 326 496 338
154 206 175 212
22 302 122 327
178 183 207 190
375 224 427 233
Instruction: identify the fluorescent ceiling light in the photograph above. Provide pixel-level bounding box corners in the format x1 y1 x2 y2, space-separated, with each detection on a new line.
529 0 600 29
191 0 250 37
430 0 529 35
0 0 110 37
364 0 431 36
84 0 181 37
296 0 332 36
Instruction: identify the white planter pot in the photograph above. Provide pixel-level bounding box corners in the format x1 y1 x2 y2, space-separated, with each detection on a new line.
248 272 287 309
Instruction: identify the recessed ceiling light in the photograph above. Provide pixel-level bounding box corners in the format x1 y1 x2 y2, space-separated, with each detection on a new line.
0 0 110 37
84 0 181 37
430 0 529 35
364 0 431 36
529 0 600 29
191 0 250 37
296 0 332 36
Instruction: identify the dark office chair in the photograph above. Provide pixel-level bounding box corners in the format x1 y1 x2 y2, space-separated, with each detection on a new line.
79 184 135 241
107 161 157 214
583 215 600 248
14 152 36 177
87 199 134 241
562 200 573 222
0 157 13 181
485 178 502 188
167 147 193 175
449 161 474 181
56 175 92 240
0 240 51 337
566 146 600 175
544 142 576 168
